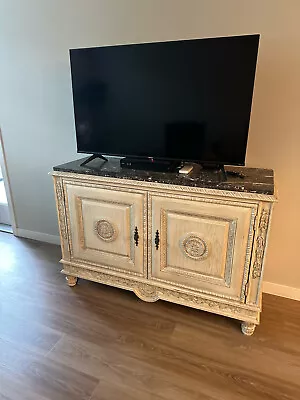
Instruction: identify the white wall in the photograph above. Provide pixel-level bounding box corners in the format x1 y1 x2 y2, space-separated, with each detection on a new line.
1 0 300 291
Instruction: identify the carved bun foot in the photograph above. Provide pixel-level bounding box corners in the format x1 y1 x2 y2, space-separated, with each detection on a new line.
66 275 78 287
134 284 159 302
241 322 256 336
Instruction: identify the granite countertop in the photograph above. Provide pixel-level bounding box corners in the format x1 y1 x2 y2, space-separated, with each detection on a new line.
53 156 275 196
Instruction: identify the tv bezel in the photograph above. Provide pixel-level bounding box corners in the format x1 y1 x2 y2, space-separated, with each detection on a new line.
70 34 260 167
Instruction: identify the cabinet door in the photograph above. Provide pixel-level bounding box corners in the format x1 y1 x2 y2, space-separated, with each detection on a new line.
65 183 146 277
149 194 256 300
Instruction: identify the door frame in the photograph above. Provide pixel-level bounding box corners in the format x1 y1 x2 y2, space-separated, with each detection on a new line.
0 127 17 234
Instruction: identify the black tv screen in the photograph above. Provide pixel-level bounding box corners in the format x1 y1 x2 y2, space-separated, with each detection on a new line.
70 35 259 165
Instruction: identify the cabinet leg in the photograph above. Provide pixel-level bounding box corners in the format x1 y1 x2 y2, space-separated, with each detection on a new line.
241 322 256 336
66 275 78 287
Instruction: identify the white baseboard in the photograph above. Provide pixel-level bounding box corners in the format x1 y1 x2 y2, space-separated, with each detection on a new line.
263 281 300 301
0 203 11 225
15 228 60 245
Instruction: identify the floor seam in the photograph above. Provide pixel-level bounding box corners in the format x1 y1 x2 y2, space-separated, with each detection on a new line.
44 332 66 358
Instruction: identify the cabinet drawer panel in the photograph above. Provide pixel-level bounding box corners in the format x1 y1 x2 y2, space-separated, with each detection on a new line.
65 183 146 277
149 194 256 300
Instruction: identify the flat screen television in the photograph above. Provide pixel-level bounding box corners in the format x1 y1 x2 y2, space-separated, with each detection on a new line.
70 34 260 166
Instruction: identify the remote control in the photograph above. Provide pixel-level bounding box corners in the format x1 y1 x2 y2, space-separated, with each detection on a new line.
179 164 193 174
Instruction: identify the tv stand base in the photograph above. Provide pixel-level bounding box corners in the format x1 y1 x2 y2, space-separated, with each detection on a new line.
80 154 108 167
52 162 276 336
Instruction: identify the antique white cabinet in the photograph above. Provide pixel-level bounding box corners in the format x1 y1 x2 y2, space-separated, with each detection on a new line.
52 158 276 335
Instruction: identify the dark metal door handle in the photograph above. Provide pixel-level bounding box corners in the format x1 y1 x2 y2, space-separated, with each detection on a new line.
134 227 139 246
155 230 160 250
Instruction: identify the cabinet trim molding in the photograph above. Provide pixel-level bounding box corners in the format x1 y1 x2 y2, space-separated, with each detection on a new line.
252 209 270 279
51 171 277 203
55 179 68 240
61 263 260 324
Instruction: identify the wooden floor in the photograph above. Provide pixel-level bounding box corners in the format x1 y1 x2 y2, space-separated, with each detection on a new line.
0 232 299 400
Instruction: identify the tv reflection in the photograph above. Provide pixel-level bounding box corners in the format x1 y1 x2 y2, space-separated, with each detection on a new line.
75 81 107 148
164 121 233 163
164 121 206 161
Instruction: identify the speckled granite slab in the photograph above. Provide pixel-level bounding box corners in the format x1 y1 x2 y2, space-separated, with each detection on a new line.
53 157 275 196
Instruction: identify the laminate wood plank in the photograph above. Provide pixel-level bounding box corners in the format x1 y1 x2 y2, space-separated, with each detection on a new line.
0 368 50 400
4 285 250 398
171 323 299 399
0 337 99 400
47 331 296 400
0 310 61 355
21 358 98 400
258 294 300 354
47 334 216 400
0 336 35 374
0 337 51 399
1 284 176 353
2 282 176 338
90 380 167 400
38 285 298 400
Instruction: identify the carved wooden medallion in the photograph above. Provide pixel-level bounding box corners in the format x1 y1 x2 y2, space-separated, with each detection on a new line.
95 219 117 242
181 234 208 260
